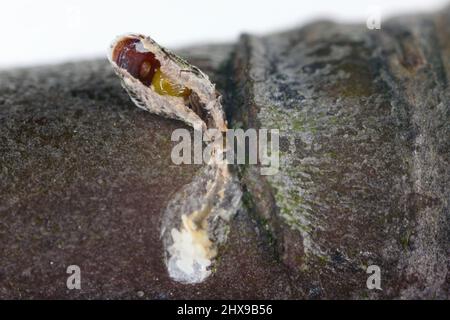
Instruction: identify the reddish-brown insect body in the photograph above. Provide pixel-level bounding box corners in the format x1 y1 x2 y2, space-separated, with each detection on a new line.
112 38 161 86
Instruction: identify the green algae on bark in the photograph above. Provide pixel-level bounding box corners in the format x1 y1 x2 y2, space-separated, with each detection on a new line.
229 13 449 299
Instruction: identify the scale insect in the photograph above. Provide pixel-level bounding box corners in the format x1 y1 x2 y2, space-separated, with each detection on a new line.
108 33 242 284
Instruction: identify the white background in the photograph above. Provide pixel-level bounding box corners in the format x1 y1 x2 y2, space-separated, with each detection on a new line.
0 0 447 68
